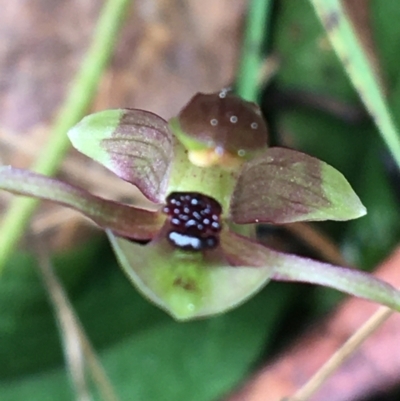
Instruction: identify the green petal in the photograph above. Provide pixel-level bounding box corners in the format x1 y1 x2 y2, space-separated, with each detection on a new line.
0 167 164 240
68 109 174 203
107 229 272 321
270 251 400 311
230 147 367 224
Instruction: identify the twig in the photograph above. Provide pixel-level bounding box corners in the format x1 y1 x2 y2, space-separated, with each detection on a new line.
34 237 120 401
286 306 393 401
285 222 348 267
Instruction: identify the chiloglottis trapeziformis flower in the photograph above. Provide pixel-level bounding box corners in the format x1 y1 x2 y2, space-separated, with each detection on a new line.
2 91 400 320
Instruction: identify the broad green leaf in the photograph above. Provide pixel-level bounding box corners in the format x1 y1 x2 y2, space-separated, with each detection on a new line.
171 92 268 159
0 242 286 401
0 167 164 240
68 109 174 203
230 147 366 224
107 229 272 320
0 239 103 378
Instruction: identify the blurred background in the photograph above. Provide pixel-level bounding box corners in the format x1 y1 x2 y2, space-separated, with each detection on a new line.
1 1 400 400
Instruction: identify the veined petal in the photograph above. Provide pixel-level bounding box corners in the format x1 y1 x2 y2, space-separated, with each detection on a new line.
270 251 400 311
107 228 272 321
0 167 164 240
68 109 174 203
230 147 366 224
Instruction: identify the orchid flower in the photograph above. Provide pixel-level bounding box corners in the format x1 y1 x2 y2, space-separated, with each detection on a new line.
1 91 400 320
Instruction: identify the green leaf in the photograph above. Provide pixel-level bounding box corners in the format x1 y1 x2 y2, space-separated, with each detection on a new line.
0 167 164 240
68 109 174 203
0 238 103 378
107 229 272 320
271 0 365 179
0 242 285 401
310 0 400 169
230 147 366 224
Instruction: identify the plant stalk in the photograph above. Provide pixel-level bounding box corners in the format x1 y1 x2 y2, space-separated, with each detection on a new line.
288 306 393 401
0 0 132 274
236 0 273 102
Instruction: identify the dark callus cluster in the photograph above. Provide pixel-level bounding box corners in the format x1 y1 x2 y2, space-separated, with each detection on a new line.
163 192 222 251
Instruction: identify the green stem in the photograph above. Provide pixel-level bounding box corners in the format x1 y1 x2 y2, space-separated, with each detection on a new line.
236 0 272 102
310 0 400 169
0 0 132 274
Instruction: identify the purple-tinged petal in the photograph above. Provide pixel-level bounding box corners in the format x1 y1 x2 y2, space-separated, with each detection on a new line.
68 109 174 203
230 147 366 224
0 166 164 240
171 91 268 159
222 229 400 311
270 251 400 312
220 230 276 267
107 228 272 320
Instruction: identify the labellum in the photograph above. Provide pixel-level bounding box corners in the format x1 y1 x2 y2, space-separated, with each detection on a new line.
163 192 222 251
